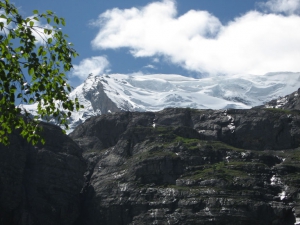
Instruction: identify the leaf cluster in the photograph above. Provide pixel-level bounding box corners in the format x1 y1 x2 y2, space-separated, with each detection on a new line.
0 0 82 145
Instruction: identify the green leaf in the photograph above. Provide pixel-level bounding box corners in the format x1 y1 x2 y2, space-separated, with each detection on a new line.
0 1 79 145
54 16 59 24
7 17 12 25
46 10 53 15
60 18 66 26
29 98 34 104
28 67 34 75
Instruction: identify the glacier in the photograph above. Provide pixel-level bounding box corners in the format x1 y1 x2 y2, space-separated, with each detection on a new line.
23 72 300 133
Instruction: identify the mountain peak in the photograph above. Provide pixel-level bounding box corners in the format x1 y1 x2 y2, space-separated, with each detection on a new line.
23 72 300 133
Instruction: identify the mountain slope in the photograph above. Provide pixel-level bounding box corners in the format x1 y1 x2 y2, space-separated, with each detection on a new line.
2 90 300 224
0 122 85 225
70 108 300 225
259 88 300 110
23 72 300 133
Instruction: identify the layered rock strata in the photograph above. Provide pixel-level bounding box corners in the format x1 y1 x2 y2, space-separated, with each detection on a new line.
70 108 300 225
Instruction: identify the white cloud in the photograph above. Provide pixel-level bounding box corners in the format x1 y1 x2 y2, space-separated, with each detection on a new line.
0 13 53 44
0 10 13 34
29 19 53 44
72 56 110 80
259 0 300 15
152 57 160 63
91 0 300 75
144 64 157 69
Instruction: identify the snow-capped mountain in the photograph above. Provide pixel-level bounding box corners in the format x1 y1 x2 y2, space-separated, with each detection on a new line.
23 72 300 133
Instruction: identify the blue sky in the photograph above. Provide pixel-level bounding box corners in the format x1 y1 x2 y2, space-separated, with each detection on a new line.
11 0 300 87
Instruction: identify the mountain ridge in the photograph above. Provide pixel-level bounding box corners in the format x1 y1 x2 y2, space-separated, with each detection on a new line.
23 72 300 133
69 107 300 225
1 85 300 224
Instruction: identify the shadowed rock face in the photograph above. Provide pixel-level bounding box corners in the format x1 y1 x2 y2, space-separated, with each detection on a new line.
260 88 300 110
71 108 300 151
1 106 300 225
70 108 300 225
0 122 86 225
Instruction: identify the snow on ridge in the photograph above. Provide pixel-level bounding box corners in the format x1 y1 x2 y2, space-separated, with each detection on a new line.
22 72 300 134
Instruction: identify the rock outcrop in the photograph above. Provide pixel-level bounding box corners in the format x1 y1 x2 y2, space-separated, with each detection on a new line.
70 108 300 225
0 123 86 225
2 103 300 224
71 108 300 151
260 88 300 110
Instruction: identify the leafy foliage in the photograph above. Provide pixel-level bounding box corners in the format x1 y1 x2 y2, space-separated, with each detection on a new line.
0 0 82 145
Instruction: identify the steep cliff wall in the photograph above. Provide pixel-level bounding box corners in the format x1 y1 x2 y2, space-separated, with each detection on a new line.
70 108 300 225
1 107 300 224
0 123 86 225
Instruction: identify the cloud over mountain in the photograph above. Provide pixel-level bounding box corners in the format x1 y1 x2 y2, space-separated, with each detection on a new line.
259 0 300 15
90 0 300 76
72 56 110 80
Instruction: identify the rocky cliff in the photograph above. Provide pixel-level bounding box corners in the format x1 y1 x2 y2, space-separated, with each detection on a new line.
2 94 300 224
260 88 300 111
70 107 300 225
23 73 300 134
0 123 86 225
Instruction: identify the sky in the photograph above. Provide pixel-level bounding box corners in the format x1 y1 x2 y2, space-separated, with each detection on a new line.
10 0 300 87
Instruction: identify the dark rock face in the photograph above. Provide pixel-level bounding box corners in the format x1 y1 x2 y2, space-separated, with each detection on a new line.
70 108 300 225
2 106 300 225
0 123 86 225
259 87 300 110
71 108 300 151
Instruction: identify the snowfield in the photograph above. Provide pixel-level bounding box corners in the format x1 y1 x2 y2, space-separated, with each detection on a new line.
23 72 300 133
